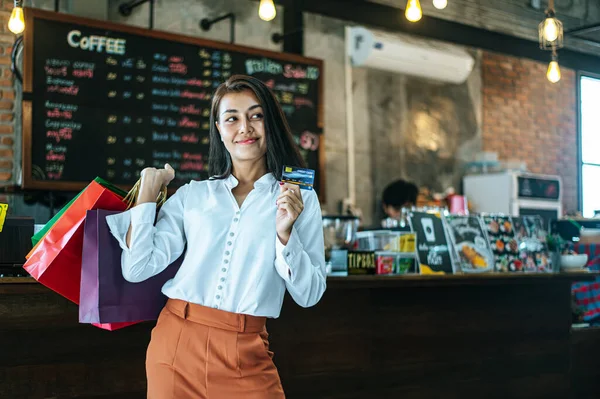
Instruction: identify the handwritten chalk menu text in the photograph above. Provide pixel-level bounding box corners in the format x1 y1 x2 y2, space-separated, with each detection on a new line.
24 10 323 192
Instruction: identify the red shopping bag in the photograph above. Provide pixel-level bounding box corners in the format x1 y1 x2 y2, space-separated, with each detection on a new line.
23 181 127 304
91 321 139 331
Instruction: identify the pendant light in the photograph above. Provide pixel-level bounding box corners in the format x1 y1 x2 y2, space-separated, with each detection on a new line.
405 0 422 22
538 0 563 50
258 0 276 22
8 0 25 35
433 0 447 10
547 49 561 83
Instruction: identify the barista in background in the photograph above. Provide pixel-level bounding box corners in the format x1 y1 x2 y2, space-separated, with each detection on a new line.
382 179 419 219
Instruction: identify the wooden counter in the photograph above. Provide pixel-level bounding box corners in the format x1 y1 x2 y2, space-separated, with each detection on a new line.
571 326 600 399
0 272 595 398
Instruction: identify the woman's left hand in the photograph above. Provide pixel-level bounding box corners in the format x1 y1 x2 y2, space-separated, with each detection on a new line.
276 183 304 245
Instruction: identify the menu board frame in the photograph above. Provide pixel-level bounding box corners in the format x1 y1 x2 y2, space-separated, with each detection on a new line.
21 8 325 201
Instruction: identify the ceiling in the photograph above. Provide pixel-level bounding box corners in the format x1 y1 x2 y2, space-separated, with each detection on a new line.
367 0 600 56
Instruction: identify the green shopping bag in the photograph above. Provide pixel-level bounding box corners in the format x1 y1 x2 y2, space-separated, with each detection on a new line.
30 177 128 247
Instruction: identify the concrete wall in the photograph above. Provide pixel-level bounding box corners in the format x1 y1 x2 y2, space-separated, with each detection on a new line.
304 16 483 226
361 53 482 223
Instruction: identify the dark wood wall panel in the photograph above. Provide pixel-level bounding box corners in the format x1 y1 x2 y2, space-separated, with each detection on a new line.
0 283 150 398
268 281 573 399
571 327 600 399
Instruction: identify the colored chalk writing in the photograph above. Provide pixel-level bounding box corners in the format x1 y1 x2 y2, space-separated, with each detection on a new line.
28 13 322 190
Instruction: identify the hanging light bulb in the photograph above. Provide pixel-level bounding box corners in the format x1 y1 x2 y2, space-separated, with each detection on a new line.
547 61 560 83
543 18 559 41
405 0 422 22
538 0 563 50
8 0 25 35
547 51 561 83
258 0 276 22
433 0 448 10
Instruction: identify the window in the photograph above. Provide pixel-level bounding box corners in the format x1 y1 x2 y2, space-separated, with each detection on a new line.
580 75 600 217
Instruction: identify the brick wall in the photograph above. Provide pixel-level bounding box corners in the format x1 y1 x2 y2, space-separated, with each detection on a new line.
482 51 578 213
0 0 15 187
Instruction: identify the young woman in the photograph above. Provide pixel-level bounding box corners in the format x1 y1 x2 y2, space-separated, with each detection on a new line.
106 75 326 398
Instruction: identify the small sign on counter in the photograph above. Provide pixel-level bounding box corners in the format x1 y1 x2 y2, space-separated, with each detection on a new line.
512 216 552 273
445 215 494 273
408 212 454 274
482 215 520 272
347 251 376 275
0 203 8 232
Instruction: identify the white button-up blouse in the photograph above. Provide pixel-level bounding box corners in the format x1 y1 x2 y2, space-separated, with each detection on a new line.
105 173 327 318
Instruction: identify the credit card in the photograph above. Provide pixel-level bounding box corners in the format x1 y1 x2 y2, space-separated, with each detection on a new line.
281 165 315 190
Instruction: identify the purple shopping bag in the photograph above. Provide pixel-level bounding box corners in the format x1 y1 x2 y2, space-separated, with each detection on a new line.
79 209 183 325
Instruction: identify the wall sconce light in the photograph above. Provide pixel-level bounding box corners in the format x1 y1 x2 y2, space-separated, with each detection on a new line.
271 29 303 45
200 13 236 44
118 0 151 16
118 0 155 29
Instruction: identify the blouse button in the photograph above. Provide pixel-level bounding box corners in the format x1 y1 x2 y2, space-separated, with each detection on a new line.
229 232 234 237
218 285 222 290
225 251 230 256
216 295 221 300
227 241 232 246
220 277 225 282
224 260 229 264
236 210 240 214
233 218 239 222
221 268 227 272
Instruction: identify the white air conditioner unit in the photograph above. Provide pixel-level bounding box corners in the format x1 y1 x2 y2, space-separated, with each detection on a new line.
347 26 475 84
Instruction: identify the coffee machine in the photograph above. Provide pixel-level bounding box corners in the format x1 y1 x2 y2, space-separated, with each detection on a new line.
322 215 359 275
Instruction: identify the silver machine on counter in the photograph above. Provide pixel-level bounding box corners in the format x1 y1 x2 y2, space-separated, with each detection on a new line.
463 171 562 230
322 215 359 276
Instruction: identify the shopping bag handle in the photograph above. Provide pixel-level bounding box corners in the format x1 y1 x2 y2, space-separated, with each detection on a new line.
123 179 168 210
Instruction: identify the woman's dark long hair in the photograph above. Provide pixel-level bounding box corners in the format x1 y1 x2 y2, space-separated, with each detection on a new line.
208 75 306 180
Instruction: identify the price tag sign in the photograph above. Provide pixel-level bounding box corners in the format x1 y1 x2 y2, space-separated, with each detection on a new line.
0 203 7 232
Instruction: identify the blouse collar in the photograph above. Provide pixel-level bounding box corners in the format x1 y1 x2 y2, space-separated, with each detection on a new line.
223 173 277 191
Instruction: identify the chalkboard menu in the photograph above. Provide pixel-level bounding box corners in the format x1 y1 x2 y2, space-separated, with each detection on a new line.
22 9 324 196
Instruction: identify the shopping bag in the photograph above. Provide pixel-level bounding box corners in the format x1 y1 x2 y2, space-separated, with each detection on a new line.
29 177 127 249
91 321 139 331
79 209 183 325
23 181 127 304
92 322 139 331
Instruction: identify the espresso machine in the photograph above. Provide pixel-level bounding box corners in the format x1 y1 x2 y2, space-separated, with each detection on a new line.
322 215 359 276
